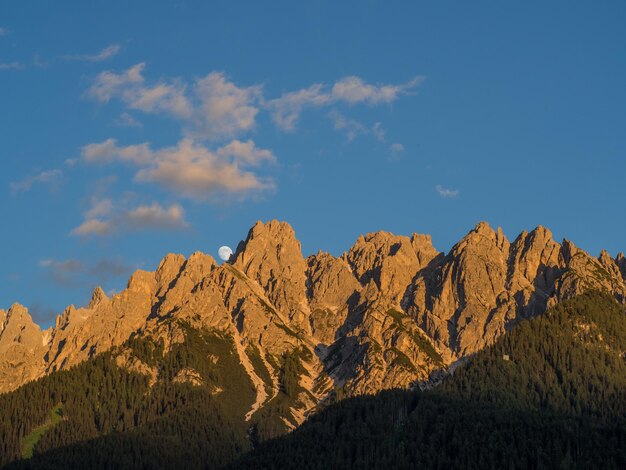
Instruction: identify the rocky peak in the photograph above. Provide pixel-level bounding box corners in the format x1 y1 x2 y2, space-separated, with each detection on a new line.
344 230 440 305
127 270 157 294
234 220 302 266
0 304 44 350
406 222 513 360
155 254 186 293
4 303 34 325
186 251 216 277
507 225 561 292
0 219 625 409
559 239 580 265
0 304 46 389
233 220 310 330
88 286 108 309
410 233 440 265
616 253 626 280
598 250 623 281
55 305 76 330
457 221 510 253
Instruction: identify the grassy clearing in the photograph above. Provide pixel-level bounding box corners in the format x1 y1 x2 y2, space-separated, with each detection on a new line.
21 404 64 459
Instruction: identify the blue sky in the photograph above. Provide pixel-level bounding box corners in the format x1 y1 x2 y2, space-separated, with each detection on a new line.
1 1 625 325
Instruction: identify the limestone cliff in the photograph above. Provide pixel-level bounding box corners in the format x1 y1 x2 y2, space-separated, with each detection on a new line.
1 220 624 429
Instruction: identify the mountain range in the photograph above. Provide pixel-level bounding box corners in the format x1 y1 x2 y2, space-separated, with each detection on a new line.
1 220 625 467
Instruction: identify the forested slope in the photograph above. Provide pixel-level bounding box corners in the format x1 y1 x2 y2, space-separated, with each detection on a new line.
231 291 626 469
2 291 625 469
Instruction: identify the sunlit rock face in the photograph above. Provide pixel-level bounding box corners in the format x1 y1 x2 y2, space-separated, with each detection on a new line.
1 220 625 427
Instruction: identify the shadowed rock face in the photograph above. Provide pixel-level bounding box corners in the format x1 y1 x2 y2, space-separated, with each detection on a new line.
1 220 625 426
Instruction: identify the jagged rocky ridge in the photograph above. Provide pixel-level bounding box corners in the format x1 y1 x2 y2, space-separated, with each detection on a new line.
1 221 625 430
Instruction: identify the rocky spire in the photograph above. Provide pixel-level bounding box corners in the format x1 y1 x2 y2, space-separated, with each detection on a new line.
344 230 440 306
617 253 626 280
0 304 46 388
233 220 311 331
88 286 108 309
0 219 624 402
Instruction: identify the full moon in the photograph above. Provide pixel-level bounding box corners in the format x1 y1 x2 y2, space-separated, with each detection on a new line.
218 246 233 262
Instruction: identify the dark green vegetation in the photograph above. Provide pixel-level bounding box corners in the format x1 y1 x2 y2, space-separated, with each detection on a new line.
250 347 314 442
1 291 625 469
232 291 626 469
0 322 256 469
386 309 444 366
20 405 63 459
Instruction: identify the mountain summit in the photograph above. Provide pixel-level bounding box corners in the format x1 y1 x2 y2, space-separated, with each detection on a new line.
1 220 625 430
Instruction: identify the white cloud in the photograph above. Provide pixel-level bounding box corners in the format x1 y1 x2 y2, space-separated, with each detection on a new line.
114 112 142 128
327 111 390 142
88 62 146 102
81 138 274 201
216 139 276 166
89 65 256 137
10 169 63 194
85 197 114 219
128 81 192 118
39 256 133 287
71 218 112 236
0 62 23 70
40 258 82 270
331 75 423 105
390 143 404 155
124 203 189 230
0 27 9 36
82 138 152 165
267 75 423 131
82 68 423 206
64 44 121 62
71 198 189 237
267 84 330 131
192 72 262 139
372 122 386 142
88 66 423 138
134 139 274 199
435 185 459 198
327 110 368 141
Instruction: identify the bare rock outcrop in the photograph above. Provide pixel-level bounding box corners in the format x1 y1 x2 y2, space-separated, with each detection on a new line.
0 304 47 388
1 219 625 426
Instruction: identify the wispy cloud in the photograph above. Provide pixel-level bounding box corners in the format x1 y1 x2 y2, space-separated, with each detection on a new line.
0 27 9 36
114 112 142 128
373 122 386 142
266 84 330 131
267 75 424 131
192 72 261 139
10 169 63 194
89 62 192 119
63 44 121 62
82 138 152 165
88 65 261 139
327 110 368 141
83 66 423 212
88 63 423 140
0 62 23 71
28 304 58 325
88 62 146 102
39 258 84 287
81 138 275 200
331 75 424 105
435 184 459 198
39 256 133 287
71 198 189 237
389 143 404 155
327 110 389 142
